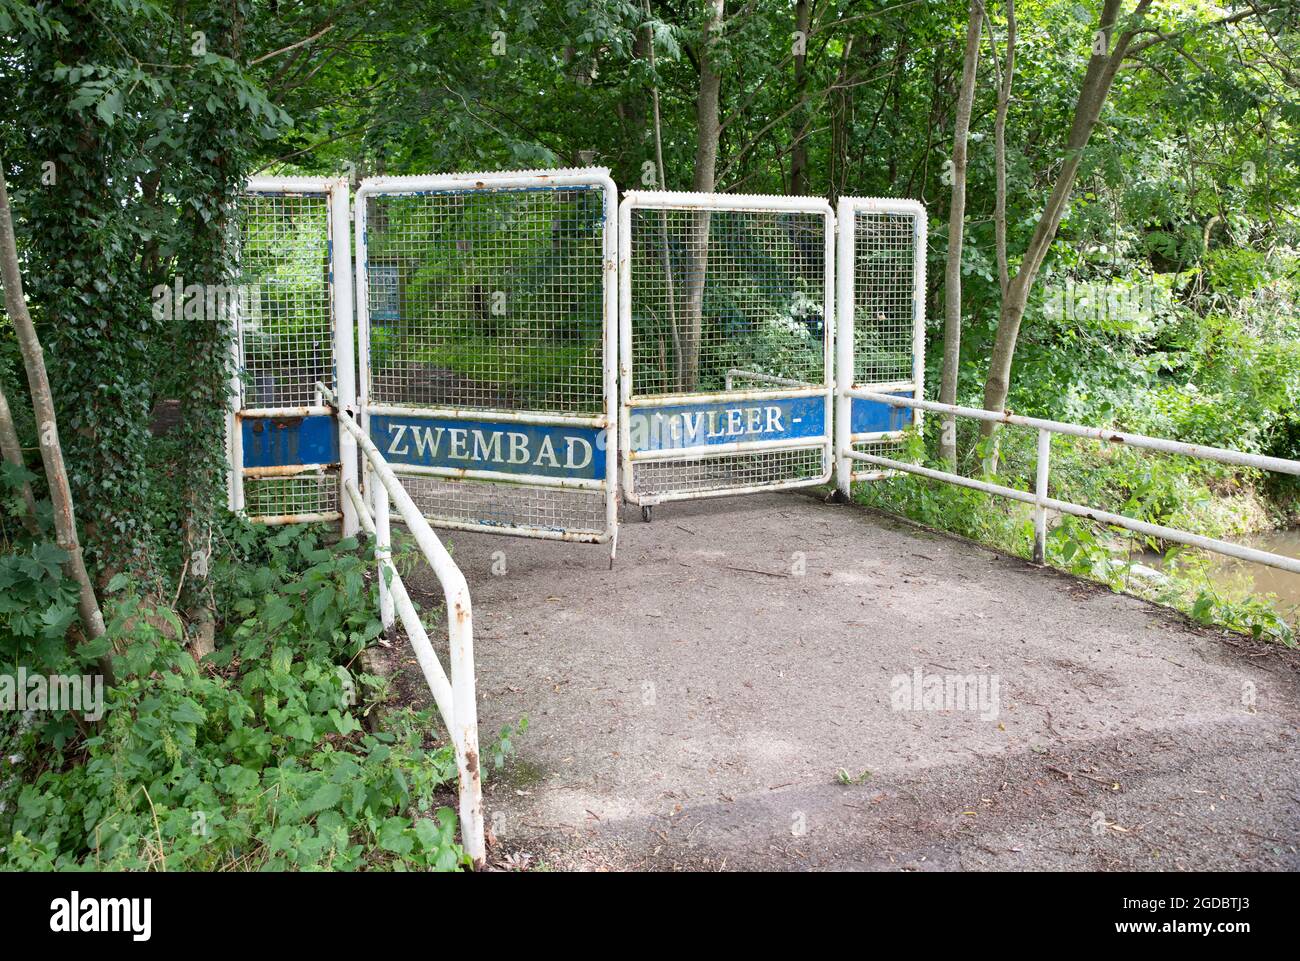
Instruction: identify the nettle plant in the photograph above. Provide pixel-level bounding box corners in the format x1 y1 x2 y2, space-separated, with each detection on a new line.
0 522 479 871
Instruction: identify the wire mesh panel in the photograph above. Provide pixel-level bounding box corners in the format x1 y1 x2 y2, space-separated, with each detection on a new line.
853 210 920 387
834 197 927 488
620 192 834 506
237 191 335 407
356 169 618 544
230 178 351 526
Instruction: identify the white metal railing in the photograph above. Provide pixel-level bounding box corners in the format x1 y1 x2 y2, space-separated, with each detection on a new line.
318 383 485 869
840 389 1300 575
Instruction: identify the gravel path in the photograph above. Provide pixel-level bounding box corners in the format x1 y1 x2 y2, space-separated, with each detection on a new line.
403 490 1300 871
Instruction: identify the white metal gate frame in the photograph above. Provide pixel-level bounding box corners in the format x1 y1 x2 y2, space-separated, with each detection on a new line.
833 196 927 495
354 169 620 546
229 176 359 535
618 191 836 506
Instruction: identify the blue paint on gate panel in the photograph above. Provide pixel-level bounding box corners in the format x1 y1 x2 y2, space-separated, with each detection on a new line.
369 414 606 481
629 395 827 452
242 414 340 467
850 393 914 434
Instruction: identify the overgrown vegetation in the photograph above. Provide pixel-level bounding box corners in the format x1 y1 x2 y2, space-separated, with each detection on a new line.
0 513 477 870
857 420 1298 646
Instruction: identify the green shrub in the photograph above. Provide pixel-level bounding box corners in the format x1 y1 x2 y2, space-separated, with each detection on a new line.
0 521 478 871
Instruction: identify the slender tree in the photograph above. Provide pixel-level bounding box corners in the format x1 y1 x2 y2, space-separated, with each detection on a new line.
938 0 984 464
681 0 727 390
789 0 813 196
0 159 112 682
980 0 1153 450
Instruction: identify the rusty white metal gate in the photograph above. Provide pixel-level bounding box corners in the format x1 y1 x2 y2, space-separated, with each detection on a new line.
229 176 925 535
354 169 619 548
619 192 835 513
228 176 358 533
833 197 927 493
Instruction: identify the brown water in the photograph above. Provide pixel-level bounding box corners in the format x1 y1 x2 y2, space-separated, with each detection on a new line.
1143 528 1300 611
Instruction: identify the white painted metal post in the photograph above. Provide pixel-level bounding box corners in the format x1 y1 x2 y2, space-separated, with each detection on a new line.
617 191 634 506
331 177 359 538
834 200 855 499
373 473 394 632
596 173 620 559
911 205 927 433
448 597 483 871
1034 428 1051 565
227 286 245 514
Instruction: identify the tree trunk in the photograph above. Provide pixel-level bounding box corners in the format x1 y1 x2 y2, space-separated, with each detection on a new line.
980 0 1151 448
789 0 812 196
642 0 683 388
828 35 854 204
0 375 39 534
0 158 112 682
682 0 726 391
177 7 247 661
938 0 984 464
988 0 1016 300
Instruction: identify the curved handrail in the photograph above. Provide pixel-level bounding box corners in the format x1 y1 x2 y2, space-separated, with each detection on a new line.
319 383 484 869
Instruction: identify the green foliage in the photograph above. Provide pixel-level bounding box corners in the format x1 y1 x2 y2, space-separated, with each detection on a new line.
861 420 1297 648
0 522 495 871
1188 589 1294 648
0 0 290 587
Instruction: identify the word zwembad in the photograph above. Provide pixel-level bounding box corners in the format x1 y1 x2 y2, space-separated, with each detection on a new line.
371 414 607 481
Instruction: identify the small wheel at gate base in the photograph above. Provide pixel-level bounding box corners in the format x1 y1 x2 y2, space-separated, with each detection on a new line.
641 505 653 523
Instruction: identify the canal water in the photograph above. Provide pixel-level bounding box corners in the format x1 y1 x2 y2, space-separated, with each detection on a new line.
1143 528 1300 610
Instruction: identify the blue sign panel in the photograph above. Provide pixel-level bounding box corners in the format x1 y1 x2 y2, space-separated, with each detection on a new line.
242 414 340 468
369 414 606 481
850 393 914 435
629 395 827 452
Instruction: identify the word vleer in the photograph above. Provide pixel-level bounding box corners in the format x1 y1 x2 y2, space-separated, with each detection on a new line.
386 423 594 469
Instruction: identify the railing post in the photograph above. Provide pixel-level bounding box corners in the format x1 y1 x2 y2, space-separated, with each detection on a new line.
373 468 395 631
1034 427 1051 565
331 177 360 538
833 200 854 500
447 585 485 869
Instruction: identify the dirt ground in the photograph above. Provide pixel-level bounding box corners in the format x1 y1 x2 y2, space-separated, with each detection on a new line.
402 490 1300 872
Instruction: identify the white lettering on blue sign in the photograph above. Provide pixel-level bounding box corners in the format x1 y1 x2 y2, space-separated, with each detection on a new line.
630 396 827 452
372 414 604 480
386 423 593 470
